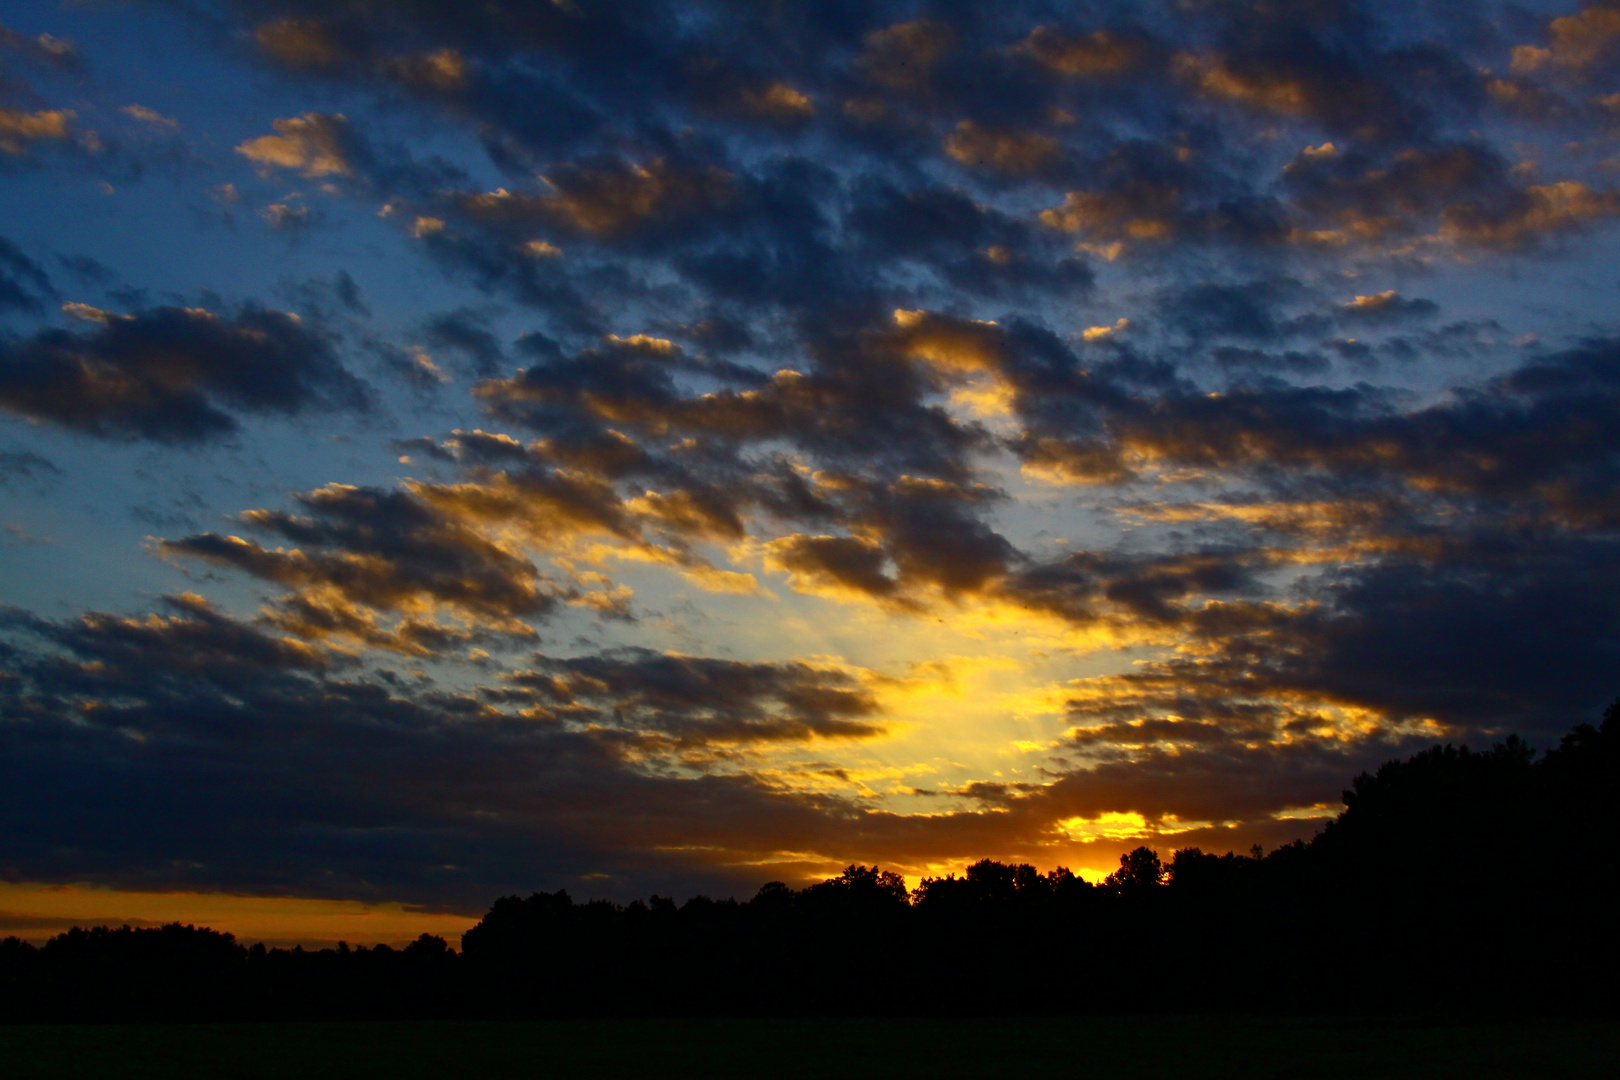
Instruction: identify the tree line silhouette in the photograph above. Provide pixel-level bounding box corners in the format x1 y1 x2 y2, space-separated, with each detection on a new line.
3 706 1615 1021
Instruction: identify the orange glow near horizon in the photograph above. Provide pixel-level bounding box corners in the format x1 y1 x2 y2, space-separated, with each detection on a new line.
0 882 479 948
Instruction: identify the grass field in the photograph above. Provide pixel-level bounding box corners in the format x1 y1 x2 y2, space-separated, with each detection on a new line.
2 1015 1615 1078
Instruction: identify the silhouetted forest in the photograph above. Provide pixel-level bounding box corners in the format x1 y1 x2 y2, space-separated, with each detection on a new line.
3 707 1615 1022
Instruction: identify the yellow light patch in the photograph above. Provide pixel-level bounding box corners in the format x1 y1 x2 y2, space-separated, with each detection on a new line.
1059 812 1151 842
1273 804 1338 821
947 376 1018 419
1082 318 1129 341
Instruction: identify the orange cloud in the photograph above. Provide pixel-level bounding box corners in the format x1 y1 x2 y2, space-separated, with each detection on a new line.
0 107 73 155
739 82 815 125
236 113 354 177
459 157 733 239
943 121 1059 174
1040 188 1179 245
254 18 347 69
887 309 1008 375
859 19 955 93
1440 181 1620 249
1511 7 1620 76
1176 53 1311 116
1023 26 1148 77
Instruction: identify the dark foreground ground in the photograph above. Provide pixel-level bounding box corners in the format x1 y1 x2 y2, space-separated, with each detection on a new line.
2 1016 1616 1079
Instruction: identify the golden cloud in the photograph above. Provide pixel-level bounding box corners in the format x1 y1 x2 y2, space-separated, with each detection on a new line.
888 309 1007 375
1039 188 1178 244
739 82 815 125
236 113 354 178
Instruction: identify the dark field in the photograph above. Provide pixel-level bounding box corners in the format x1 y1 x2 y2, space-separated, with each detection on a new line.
2 1016 1615 1079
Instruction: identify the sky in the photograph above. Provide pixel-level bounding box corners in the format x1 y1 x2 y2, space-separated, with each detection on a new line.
2 0 1619 944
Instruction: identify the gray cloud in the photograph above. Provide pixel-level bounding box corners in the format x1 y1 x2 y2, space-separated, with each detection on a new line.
0 304 371 442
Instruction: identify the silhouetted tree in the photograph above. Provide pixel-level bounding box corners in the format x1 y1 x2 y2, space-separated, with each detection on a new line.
1106 846 1167 891
3 706 1617 1021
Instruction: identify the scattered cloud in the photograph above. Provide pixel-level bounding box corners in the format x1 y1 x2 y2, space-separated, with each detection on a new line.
236 113 356 178
0 304 370 442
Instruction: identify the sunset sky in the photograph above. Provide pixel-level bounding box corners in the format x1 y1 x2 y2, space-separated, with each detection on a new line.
2 0 1619 944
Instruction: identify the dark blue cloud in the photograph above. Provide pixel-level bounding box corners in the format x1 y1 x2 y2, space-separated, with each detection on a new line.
0 304 371 442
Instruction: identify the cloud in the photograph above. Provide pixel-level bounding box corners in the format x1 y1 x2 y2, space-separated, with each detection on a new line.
1511 6 1620 78
472 326 988 484
260 201 323 233
1022 26 1155 79
461 156 734 241
0 597 938 903
1050 532 1620 747
252 18 350 70
56 253 112 287
11 592 330 689
120 104 178 130
846 179 1092 298
1279 140 1620 250
0 24 79 70
374 309 1620 636
765 534 897 602
681 56 817 130
0 587 1363 903
0 449 61 490
1177 4 1480 141
1338 290 1438 323
0 304 370 442
943 121 1059 176
0 108 74 156
998 550 1267 629
159 483 558 634
1437 181 1620 249
1157 280 1303 342
421 308 505 377
1013 738 1398 829
995 330 1620 522
0 234 54 313
736 82 815 126
506 650 889 751
1039 140 1287 252
236 113 357 177
259 589 534 658
858 19 955 95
